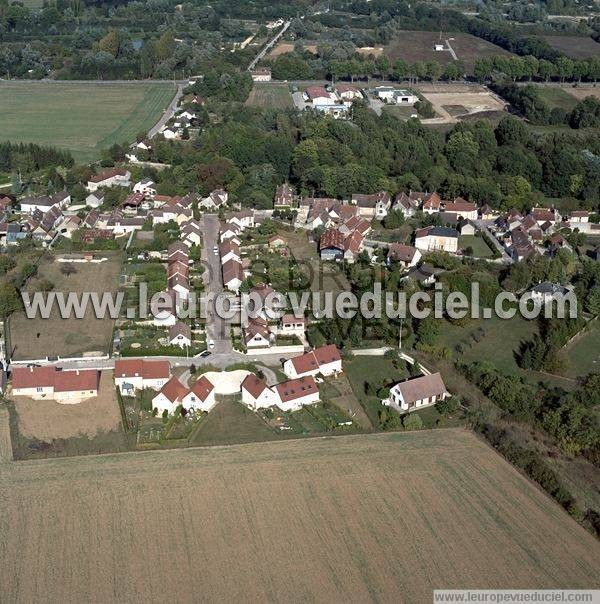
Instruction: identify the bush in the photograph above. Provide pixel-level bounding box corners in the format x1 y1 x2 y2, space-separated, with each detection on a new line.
403 413 423 430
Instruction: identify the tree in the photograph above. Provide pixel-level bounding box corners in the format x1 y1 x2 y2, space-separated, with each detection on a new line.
403 413 423 430
383 209 405 229
436 396 460 416
0 282 21 318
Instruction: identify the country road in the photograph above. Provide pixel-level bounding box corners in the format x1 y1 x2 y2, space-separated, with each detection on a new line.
148 83 185 138
248 20 291 72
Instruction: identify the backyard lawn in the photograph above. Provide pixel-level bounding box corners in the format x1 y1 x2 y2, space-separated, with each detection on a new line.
459 234 494 258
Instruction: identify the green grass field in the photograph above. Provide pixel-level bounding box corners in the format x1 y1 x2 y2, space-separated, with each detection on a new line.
0 82 176 162
459 234 494 258
563 322 600 378
537 87 579 112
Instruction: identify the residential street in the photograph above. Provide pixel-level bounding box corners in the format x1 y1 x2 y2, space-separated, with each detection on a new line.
201 213 232 355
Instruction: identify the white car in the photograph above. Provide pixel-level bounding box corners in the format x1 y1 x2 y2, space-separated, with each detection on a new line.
208 339 215 349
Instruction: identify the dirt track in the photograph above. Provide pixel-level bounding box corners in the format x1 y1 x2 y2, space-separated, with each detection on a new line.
1 429 598 602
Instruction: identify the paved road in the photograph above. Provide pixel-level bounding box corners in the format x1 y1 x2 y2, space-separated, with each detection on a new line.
201 214 233 355
248 21 291 71
148 83 185 138
474 220 513 264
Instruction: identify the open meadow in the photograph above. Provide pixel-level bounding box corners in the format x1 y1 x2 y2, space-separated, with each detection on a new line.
9 253 123 361
1 429 598 602
385 31 515 74
0 81 176 162
246 83 293 109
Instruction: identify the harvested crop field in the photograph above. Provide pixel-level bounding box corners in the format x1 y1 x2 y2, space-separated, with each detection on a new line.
267 42 318 58
420 90 507 123
9 253 123 361
541 35 600 59
11 371 120 442
385 31 515 74
1 429 599 602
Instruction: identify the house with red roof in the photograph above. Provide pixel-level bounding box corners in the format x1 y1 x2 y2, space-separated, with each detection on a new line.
241 374 320 411
283 344 342 379
12 366 100 401
114 359 170 394
152 374 216 415
241 374 281 410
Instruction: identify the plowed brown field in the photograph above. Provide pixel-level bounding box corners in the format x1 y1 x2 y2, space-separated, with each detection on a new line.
1 429 598 603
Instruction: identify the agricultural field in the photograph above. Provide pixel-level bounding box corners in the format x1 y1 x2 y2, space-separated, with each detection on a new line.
267 42 318 58
246 83 294 109
0 81 176 162
540 35 600 59
1 430 599 602
419 88 507 123
385 31 515 74
9 253 123 361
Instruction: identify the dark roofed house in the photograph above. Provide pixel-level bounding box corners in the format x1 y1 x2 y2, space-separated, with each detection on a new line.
387 243 421 268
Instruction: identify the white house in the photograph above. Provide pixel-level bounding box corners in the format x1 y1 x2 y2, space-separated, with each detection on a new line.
133 179 156 198
181 220 202 247
152 376 188 415
181 375 216 412
384 372 448 412
275 376 320 411
374 87 417 105
443 199 478 221
152 291 179 327
86 168 131 192
303 86 336 105
222 259 244 292
20 192 69 215
219 240 241 264
527 282 572 306
168 321 192 348
86 192 104 208
11 366 99 402
279 314 307 336
351 191 391 219
114 359 170 395
201 188 228 210
250 68 272 82
230 209 254 230
243 317 273 349
241 374 282 410
283 344 342 379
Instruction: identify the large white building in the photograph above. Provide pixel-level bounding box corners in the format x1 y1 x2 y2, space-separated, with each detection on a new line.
415 226 459 253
